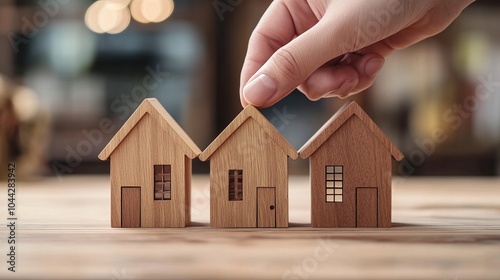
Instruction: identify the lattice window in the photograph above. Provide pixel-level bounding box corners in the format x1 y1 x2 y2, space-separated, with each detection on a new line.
229 169 243 201
154 165 171 200
326 165 343 203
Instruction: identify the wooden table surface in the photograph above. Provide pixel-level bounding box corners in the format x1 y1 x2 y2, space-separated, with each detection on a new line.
1 175 499 280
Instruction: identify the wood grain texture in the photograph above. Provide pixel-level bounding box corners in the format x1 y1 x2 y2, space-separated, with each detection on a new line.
1 176 499 280
257 187 276 228
100 98 201 228
200 105 297 228
299 101 403 161
199 105 298 161
121 187 141 227
99 98 201 160
300 101 401 228
356 187 378 227
206 118 290 227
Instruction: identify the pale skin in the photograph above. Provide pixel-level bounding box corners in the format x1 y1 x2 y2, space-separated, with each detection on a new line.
240 0 476 108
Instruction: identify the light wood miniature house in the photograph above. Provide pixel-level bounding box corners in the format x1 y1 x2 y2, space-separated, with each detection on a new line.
98 98 201 228
299 101 403 228
199 105 298 228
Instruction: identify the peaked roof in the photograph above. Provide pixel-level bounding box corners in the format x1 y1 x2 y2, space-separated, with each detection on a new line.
298 101 403 161
199 105 298 161
98 98 201 160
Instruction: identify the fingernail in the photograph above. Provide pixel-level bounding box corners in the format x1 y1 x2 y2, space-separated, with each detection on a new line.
364 58 384 78
243 74 277 106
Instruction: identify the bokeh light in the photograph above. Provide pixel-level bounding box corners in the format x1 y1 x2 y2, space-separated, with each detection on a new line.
108 6 131 34
85 1 106 34
131 0 174 24
106 0 132 9
130 0 149 24
85 0 175 34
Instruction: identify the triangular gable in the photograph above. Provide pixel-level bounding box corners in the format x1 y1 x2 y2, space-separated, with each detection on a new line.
98 98 201 160
299 101 403 161
199 105 298 161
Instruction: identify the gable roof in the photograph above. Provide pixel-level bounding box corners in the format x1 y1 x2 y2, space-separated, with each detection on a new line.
298 101 403 161
199 105 298 161
98 98 201 160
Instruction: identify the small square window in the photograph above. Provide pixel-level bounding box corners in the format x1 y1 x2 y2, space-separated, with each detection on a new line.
154 165 172 201
229 169 243 201
164 165 171 173
154 165 163 174
163 192 171 200
325 165 343 203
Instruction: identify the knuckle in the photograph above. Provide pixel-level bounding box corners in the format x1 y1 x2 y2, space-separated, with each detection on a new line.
271 47 305 82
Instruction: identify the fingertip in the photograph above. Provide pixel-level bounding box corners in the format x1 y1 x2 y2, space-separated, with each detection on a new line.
240 87 249 108
242 73 278 108
364 57 385 79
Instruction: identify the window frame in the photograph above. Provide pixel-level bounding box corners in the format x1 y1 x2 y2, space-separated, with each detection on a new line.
228 169 243 201
154 165 172 201
326 165 343 203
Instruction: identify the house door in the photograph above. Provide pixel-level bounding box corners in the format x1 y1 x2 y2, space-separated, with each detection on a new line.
121 187 141 228
257 187 276 228
356 187 378 227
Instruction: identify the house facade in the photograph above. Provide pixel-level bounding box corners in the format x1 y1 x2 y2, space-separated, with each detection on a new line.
99 98 201 228
199 105 298 228
299 101 403 228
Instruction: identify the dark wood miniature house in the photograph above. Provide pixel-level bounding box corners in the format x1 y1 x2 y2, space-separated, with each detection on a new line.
98 98 201 228
199 105 298 228
299 101 403 228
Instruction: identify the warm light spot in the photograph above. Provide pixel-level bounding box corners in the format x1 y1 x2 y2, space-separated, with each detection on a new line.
86 0 170 33
86 1 132 34
108 7 131 34
130 0 174 24
141 0 161 22
130 0 149 23
12 87 39 122
98 2 122 33
151 0 174 23
85 1 106 33
104 0 132 9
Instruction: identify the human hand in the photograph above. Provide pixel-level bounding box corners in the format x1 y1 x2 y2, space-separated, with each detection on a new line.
240 0 475 107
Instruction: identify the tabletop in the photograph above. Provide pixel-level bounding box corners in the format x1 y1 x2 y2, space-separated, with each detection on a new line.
0 175 499 279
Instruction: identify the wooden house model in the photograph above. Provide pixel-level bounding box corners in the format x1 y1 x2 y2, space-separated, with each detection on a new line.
299 101 403 228
199 105 298 228
98 98 201 228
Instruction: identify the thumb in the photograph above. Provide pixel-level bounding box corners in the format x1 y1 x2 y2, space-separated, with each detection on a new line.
242 21 338 107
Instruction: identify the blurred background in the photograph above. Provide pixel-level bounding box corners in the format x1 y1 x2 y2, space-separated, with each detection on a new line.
0 0 499 180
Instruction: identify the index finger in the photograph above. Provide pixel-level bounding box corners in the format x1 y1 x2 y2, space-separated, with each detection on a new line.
239 0 318 107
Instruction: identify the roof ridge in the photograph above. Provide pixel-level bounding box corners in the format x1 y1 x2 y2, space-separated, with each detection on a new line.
298 101 403 161
199 105 298 161
98 98 201 160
